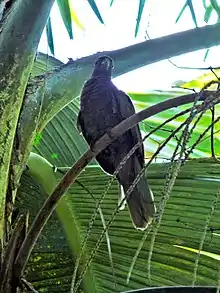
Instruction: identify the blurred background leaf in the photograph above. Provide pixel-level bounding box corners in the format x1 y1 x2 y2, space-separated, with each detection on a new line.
46 17 55 56
135 0 147 37
56 0 73 39
87 0 104 24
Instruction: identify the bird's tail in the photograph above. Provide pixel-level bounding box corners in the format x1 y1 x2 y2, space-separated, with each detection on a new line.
118 157 156 230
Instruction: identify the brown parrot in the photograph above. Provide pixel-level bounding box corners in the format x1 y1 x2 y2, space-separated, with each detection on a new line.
77 56 156 230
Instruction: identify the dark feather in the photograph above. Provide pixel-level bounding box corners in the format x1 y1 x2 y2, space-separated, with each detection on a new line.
77 56 156 230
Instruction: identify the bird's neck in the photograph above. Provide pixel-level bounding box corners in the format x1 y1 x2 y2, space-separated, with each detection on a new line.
92 68 111 79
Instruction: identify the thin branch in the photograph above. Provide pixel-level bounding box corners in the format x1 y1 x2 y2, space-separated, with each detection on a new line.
185 116 220 160
169 60 220 70
211 107 215 158
20 278 39 293
0 214 27 292
14 89 220 283
119 287 220 293
210 107 220 162
192 189 220 285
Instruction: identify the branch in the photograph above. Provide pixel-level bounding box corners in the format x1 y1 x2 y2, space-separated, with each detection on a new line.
28 22 220 130
120 287 218 293
0 0 54 240
0 214 26 292
14 89 219 281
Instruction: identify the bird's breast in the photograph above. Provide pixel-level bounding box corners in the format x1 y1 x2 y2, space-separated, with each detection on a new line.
80 79 122 141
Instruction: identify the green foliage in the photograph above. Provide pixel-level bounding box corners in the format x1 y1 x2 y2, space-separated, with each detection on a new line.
204 5 213 22
46 17 55 55
210 0 220 18
86 0 104 24
175 0 198 26
57 0 73 39
110 0 115 7
135 0 147 37
187 0 198 27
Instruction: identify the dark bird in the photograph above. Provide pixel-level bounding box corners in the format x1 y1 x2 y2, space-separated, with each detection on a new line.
77 56 156 230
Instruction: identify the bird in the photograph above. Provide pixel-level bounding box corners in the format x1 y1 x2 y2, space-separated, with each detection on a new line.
77 55 156 230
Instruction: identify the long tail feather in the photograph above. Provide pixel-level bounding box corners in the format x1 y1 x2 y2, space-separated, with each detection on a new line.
118 156 156 230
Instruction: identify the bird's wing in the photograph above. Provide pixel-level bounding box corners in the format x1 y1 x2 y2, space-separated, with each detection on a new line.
114 89 145 167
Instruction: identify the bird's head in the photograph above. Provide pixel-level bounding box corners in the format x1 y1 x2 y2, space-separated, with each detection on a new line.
92 56 114 78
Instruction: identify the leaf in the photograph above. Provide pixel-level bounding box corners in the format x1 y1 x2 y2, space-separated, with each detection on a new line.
56 0 73 39
135 0 147 37
110 0 115 6
210 0 220 18
176 0 198 26
175 245 220 261
175 1 188 23
46 17 55 56
69 3 85 31
176 69 220 90
187 0 198 27
32 52 63 77
203 0 208 9
87 0 104 24
203 48 210 61
204 5 213 23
